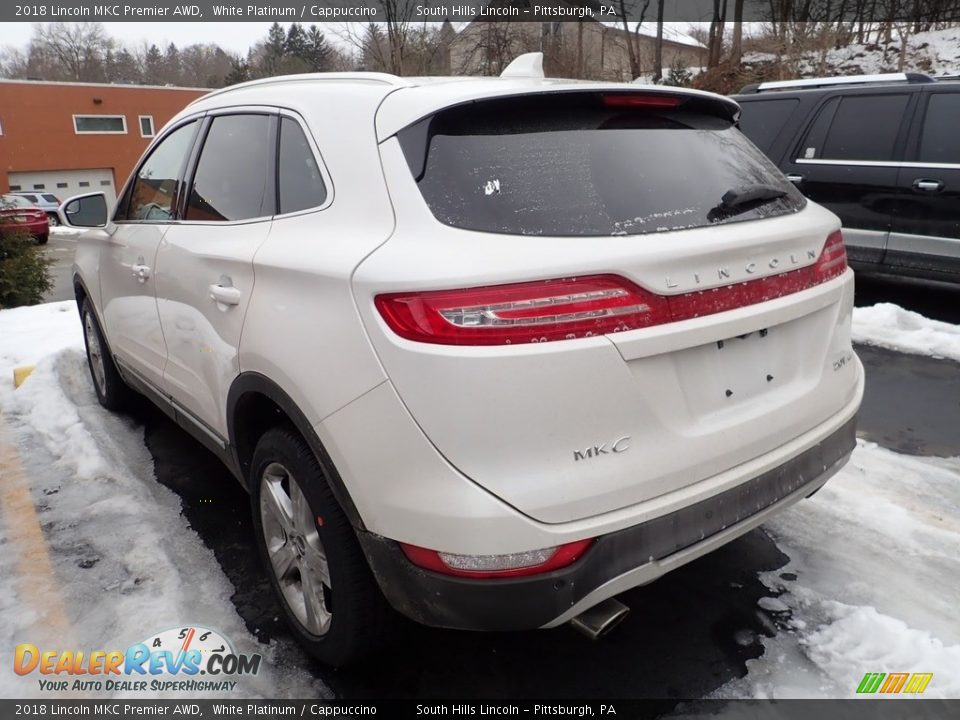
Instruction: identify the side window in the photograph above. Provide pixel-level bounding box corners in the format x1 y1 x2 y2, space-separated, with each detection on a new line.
185 114 275 222
917 93 960 164
737 98 799 154
278 117 327 214
816 94 909 161
119 120 198 222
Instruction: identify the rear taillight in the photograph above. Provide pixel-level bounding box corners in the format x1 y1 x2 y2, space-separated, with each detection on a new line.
399 539 594 579
376 231 847 346
375 275 670 346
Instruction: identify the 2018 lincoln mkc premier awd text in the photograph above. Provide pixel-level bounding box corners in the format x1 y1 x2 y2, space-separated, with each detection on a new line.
64 53 864 665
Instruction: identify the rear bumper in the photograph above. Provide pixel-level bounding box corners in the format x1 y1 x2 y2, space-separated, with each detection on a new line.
359 414 858 631
1 219 48 236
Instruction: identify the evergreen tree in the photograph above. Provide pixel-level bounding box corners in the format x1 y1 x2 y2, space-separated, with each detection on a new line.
284 24 308 61
305 25 331 71
143 43 163 84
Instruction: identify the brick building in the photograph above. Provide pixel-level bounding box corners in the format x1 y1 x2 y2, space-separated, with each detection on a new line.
0 80 208 204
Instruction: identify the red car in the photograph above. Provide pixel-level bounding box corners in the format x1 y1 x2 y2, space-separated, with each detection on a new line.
1 193 49 244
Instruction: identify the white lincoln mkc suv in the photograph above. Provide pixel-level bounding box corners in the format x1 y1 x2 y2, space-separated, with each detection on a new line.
63 53 864 665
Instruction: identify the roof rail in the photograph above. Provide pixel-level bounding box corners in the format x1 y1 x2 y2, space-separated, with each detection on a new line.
739 72 935 94
193 71 411 104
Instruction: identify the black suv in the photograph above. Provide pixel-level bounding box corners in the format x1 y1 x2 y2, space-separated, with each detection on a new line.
733 74 960 283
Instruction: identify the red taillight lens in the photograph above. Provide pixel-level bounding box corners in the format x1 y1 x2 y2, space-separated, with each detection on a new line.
376 232 847 346
603 94 683 109
375 275 670 346
399 539 594 579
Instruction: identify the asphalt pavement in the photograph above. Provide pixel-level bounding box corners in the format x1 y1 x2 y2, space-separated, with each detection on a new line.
38 242 960 700
41 230 79 303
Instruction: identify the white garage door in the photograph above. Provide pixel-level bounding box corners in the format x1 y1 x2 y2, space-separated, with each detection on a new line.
8 169 117 206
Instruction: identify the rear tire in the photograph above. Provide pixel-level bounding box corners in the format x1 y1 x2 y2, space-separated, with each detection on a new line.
250 426 392 666
47 212 60 227
81 299 134 411
36 233 48 245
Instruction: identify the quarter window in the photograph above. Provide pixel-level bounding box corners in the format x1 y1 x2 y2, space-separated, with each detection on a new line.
278 117 327 214
737 98 799 154
74 115 127 134
186 114 275 222
918 93 960 164
119 120 198 222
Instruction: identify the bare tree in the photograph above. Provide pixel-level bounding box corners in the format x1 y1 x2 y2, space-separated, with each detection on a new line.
35 23 113 81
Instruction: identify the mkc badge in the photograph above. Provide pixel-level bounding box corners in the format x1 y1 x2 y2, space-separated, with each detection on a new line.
574 437 631 461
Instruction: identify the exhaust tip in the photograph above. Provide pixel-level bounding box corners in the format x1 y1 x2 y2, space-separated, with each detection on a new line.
569 598 630 640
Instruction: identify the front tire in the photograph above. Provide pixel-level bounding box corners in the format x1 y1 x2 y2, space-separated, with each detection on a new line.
250 427 391 666
81 299 133 411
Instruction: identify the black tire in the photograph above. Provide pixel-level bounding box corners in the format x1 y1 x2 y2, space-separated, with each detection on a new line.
36 233 48 245
250 426 392 666
46 212 60 227
80 299 134 411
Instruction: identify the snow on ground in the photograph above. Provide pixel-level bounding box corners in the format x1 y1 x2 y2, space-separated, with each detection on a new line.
853 303 960 363
1 299 958 699
0 305 326 699
744 26 960 78
714 441 960 698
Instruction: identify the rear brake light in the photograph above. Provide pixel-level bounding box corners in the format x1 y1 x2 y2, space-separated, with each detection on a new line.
376 231 847 346
399 539 594 579
603 94 683 109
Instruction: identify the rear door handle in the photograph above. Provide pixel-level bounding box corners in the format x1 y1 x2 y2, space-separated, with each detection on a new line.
912 178 944 193
209 284 242 306
786 174 805 184
131 264 151 282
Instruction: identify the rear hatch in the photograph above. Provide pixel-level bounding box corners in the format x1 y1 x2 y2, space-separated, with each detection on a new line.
354 88 859 524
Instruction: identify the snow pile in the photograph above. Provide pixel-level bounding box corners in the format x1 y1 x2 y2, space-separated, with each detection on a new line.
853 303 960 363
0 300 82 375
743 26 960 78
715 441 960 698
0 305 325 699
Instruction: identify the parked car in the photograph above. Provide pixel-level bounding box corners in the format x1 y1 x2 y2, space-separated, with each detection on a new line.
64 55 864 666
8 190 62 226
0 193 49 244
734 73 960 284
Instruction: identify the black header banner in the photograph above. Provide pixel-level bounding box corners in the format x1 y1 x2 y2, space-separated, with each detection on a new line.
5 0 960 23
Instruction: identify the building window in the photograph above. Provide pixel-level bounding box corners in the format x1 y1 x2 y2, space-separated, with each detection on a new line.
9 185 20 191
73 115 127 135
57 182 68 188
79 181 90 187
33 184 45 189
100 180 111 186
139 115 155 138
0 118 3 135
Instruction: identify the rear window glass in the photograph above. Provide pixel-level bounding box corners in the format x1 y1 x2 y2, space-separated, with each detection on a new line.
1 195 34 209
737 98 799 153
42 194 59 203
399 94 804 237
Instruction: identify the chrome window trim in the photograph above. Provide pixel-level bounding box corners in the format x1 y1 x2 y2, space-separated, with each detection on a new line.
796 158 960 170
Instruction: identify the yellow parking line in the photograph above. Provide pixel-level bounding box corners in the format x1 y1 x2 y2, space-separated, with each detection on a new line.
0 410 72 643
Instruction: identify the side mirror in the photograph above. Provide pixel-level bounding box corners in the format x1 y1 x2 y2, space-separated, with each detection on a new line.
59 192 108 228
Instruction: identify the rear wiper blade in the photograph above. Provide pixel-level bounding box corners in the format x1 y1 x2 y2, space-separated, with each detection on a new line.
707 183 788 223
719 184 787 211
